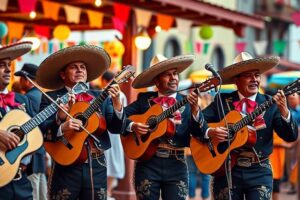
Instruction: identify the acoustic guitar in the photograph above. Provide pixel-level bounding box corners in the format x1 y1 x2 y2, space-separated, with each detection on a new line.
121 77 220 161
190 78 300 175
45 66 135 166
0 82 88 187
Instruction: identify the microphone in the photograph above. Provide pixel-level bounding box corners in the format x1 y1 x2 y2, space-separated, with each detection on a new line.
205 63 220 78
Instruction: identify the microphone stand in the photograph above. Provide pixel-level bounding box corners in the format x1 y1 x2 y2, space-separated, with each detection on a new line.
215 77 232 200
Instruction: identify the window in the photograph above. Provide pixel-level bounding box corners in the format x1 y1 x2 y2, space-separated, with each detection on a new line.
164 37 181 58
211 46 225 71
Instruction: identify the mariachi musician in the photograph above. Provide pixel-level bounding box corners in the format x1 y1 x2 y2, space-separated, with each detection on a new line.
201 52 298 200
123 54 209 200
37 45 125 200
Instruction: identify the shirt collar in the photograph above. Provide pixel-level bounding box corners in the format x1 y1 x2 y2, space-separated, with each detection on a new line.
157 91 177 99
0 88 9 94
237 91 257 101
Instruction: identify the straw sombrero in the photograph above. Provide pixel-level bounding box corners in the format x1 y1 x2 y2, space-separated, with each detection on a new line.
0 42 32 61
36 45 111 90
132 54 195 89
220 52 279 85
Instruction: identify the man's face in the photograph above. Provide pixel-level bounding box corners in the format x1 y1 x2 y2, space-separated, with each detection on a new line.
287 93 299 109
154 68 179 95
0 58 11 89
60 61 87 87
234 70 261 97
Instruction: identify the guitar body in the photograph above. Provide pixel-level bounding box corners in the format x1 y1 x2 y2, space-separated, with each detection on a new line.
44 101 106 166
0 109 43 187
121 104 176 160
190 110 254 175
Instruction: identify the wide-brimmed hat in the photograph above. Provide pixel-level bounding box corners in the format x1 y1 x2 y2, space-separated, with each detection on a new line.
15 63 38 80
36 45 111 90
132 54 195 89
0 42 32 61
220 52 279 84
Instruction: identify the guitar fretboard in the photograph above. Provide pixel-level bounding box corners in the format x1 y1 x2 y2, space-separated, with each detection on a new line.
232 99 274 133
83 81 114 119
19 93 72 136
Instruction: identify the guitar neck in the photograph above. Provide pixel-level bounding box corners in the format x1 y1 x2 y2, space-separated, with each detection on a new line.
233 98 274 132
83 81 114 119
20 93 71 135
156 97 188 123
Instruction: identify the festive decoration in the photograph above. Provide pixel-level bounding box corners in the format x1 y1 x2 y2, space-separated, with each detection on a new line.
157 14 174 31
194 42 202 54
0 22 8 38
254 40 267 56
7 21 24 40
199 25 213 40
112 17 125 34
291 11 300 26
87 10 104 28
274 40 286 55
53 25 71 41
235 42 247 53
134 28 151 50
0 0 9 11
203 43 210 54
42 1 60 21
113 3 130 23
104 40 125 57
18 0 37 13
176 18 192 37
135 8 152 28
64 5 81 24
34 25 50 38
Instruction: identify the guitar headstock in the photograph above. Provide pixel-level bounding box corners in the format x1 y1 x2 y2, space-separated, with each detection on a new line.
71 82 89 95
114 65 136 84
196 77 221 92
283 78 300 96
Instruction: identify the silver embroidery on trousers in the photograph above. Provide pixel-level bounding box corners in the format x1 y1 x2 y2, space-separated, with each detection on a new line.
136 179 152 199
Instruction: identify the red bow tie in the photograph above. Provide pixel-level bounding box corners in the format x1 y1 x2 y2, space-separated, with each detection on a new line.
152 96 176 107
0 92 20 108
233 98 266 129
233 98 257 113
75 93 94 102
152 96 181 123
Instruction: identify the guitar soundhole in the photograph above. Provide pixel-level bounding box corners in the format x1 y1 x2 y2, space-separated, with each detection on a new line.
140 116 158 143
10 127 24 142
74 113 87 132
217 126 235 154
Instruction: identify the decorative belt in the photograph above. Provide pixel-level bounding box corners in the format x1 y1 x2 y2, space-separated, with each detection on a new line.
157 143 185 151
155 148 185 158
90 149 104 159
236 151 268 167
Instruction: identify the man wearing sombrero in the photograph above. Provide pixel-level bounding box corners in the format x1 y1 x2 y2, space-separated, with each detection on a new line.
124 54 209 200
201 52 298 199
37 45 126 200
0 42 35 199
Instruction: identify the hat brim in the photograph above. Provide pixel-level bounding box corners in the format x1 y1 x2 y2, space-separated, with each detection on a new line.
36 45 111 90
0 42 32 61
14 71 35 79
220 56 280 85
132 55 195 89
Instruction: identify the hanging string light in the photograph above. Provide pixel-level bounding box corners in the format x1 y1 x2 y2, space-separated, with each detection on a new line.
29 11 36 19
95 0 102 7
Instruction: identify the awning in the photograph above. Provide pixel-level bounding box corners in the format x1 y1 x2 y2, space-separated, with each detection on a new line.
0 0 265 35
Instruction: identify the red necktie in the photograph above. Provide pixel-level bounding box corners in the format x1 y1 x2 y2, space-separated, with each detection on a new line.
0 92 20 108
152 96 181 122
75 93 94 102
233 98 266 129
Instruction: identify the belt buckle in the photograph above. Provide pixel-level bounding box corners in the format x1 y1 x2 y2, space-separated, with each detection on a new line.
237 157 252 167
156 150 170 158
13 168 22 181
